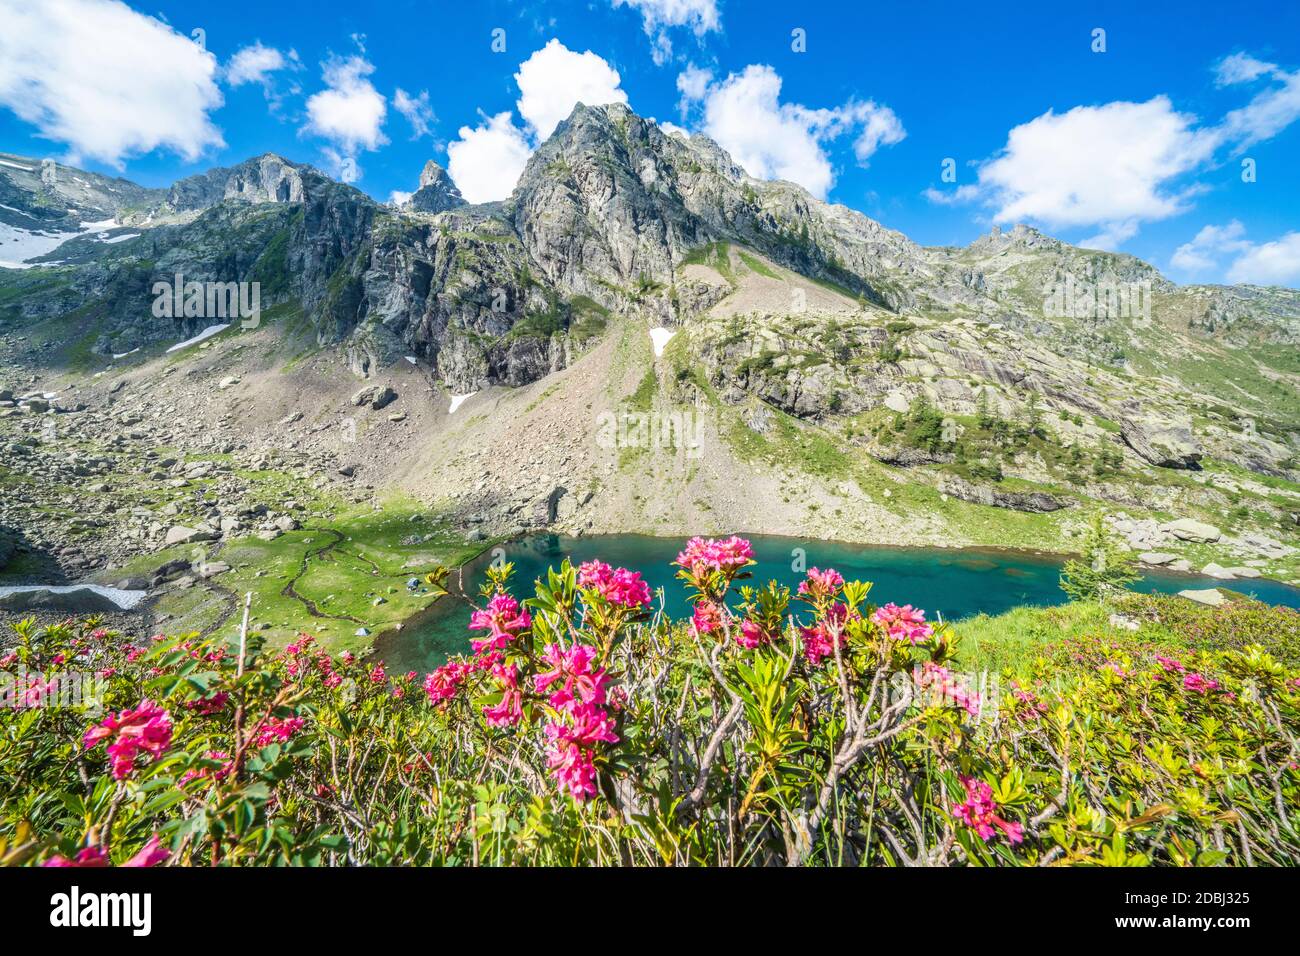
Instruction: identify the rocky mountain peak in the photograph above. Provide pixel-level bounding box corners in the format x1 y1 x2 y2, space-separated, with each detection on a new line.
403 160 466 214
165 153 317 212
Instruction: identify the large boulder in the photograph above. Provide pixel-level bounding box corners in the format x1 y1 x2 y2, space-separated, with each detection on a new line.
164 525 214 546
1178 588 1225 607
1160 518 1221 543
1138 551 1177 565
1120 413 1202 469
351 385 398 410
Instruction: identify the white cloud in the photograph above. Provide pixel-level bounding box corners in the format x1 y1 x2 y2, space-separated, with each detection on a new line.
681 64 905 199
1171 220 1300 288
445 111 533 204
848 101 907 163
922 184 978 206
962 97 1215 246
1215 52 1277 86
676 63 713 110
930 54 1300 250
1227 232 1300 285
302 53 387 179
0 0 224 167
388 189 412 206
226 42 294 88
1079 219 1140 252
612 0 721 65
394 88 435 139
1217 65 1300 149
514 39 628 140
1171 220 1250 272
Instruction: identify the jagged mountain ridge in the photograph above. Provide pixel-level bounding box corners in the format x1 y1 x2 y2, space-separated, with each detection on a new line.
0 102 1297 485
2 103 1295 375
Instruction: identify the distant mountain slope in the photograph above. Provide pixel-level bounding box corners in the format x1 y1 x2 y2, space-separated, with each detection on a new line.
0 102 1297 492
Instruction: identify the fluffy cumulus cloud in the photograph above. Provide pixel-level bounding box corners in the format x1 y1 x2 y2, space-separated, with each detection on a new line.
612 0 720 65
1227 233 1300 285
928 52 1300 250
1172 220 1300 287
445 111 533 204
302 53 388 181
445 41 628 203
393 88 435 139
677 64 905 199
226 42 297 88
0 0 224 167
1171 220 1251 272
515 39 628 140
975 97 1214 235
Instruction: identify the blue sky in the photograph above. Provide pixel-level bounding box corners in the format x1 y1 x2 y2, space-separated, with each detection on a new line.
1 0 1298 285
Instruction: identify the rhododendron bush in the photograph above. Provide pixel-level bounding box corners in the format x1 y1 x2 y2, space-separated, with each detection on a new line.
1 537 1298 867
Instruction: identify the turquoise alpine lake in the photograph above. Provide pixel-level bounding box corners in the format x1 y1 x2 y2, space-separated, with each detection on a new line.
376 533 1300 673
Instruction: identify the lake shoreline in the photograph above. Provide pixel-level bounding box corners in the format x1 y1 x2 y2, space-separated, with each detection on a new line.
373 530 1300 672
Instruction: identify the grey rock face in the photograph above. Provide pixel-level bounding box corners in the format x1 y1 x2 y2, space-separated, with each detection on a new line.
1120 412 1203 469
938 476 1070 513
164 154 314 212
401 161 466 214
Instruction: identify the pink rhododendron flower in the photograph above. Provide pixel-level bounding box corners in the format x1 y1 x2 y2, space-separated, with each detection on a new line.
797 567 845 601
544 704 620 800
482 662 523 727
83 699 173 780
469 593 532 653
545 733 599 800
535 643 609 711
872 603 934 644
1156 655 1186 674
253 716 306 748
43 836 170 868
178 750 233 787
952 776 1023 845
737 617 776 650
578 560 653 609
675 536 755 575
42 845 108 867
123 835 171 868
920 662 980 718
1183 673 1219 694
692 600 727 636
369 663 388 685
799 603 854 666
424 661 469 704
184 691 229 715
1011 686 1048 719
566 702 620 747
